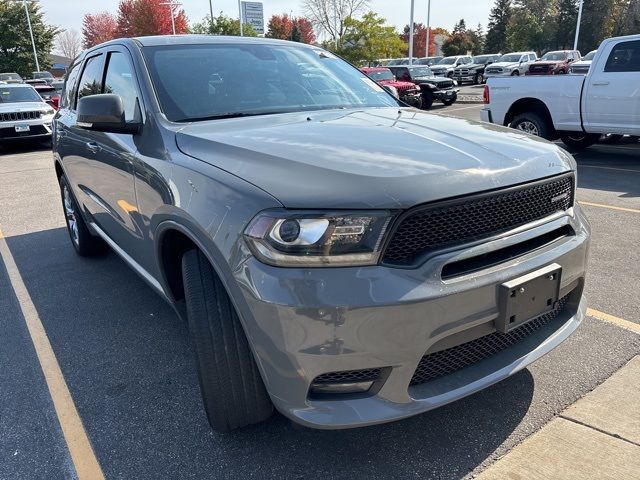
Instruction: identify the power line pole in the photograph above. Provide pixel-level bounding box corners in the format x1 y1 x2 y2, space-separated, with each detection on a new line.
409 0 415 65
160 1 180 35
574 0 584 50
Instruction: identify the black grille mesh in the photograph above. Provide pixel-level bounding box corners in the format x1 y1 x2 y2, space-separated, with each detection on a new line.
313 368 382 385
410 295 570 386
383 175 574 266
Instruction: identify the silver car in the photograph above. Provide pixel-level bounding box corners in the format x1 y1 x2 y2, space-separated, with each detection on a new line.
53 36 590 432
484 51 539 79
0 83 55 142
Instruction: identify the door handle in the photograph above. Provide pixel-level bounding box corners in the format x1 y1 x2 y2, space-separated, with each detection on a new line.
86 142 100 153
592 81 610 86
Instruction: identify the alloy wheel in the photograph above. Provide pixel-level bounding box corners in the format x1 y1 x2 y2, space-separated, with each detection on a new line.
63 185 79 246
516 121 539 136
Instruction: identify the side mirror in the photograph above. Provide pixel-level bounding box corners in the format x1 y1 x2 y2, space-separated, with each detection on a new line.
77 94 140 134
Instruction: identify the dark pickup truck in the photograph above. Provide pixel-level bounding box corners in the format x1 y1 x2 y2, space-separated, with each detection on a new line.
387 65 459 108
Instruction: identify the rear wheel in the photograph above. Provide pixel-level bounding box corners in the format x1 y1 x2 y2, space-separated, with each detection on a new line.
442 94 457 106
599 134 624 144
59 174 107 257
474 73 482 84
560 133 600 150
510 112 551 139
182 249 273 432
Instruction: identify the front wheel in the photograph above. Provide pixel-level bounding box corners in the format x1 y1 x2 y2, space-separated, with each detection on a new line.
182 249 273 432
442 94 457 106
420 90 434 110
560 133 600 150
511 70 520 76
510 112 551 139
474 73 482 84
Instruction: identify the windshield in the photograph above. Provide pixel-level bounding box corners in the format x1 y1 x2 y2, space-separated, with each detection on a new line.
365 69 394 81
541 51 568 61
143 43 398 122
498 54 523 63
0 73 22 81
437 57 457 65
0 86 42 103
583 50 597 61
472 55 492 63
33 72 54 79
410 67 433 77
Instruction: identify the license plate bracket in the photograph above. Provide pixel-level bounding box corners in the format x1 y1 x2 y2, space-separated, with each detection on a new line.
15 125 30 133
497 264 562 333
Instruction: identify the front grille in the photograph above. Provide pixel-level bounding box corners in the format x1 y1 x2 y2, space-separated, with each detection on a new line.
382 174 574 266
485 68 502 74
313 368 382 384
396 84 414 94
0 111 41 122
455 69 469 75
437 80 454 88
410 294 570 386
529 65 551 73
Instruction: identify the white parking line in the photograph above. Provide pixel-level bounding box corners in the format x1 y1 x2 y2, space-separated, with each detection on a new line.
440 104 483 113
578 164 640 174
0 228 105 480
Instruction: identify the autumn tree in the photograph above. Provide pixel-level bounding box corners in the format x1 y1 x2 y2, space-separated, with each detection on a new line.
442 20 475 56
190 12 257 36
266 14 316 43
485 0 512 53
0 0 59 76
401 23 429 57
302 0 370 47
56 29 82 60
338 12 406 65
82 12 117 48
116 0 188 37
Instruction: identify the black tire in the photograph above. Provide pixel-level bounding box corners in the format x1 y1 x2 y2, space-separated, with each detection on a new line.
447 71 453 78
442 94 457 106
420 90 434 109
510 112 551 139
474 73 482 85
182 249 273 432
59 174 107 257
560 133 600 150
598 134 624 145
511 70 520 76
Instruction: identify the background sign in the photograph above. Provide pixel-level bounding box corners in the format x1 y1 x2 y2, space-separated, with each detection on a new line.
241 2 264 35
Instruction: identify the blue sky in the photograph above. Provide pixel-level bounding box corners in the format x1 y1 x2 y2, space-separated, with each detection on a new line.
40 0 492 35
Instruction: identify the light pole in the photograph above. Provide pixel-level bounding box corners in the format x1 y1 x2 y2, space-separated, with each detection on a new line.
574 0 584 50
408 0 415 65
238 0 244 36
209 0 214 31
425 0 431 58
11 0 40 72
160 1 181 35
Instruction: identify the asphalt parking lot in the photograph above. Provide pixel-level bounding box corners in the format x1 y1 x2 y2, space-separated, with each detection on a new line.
0 106 638 480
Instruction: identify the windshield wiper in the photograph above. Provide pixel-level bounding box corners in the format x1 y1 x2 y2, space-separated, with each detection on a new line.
178 111 290 122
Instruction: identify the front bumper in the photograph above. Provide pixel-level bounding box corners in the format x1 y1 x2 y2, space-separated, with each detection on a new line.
0 117 53 141
234 205 590 429
483 71 515 80
432 88 459 100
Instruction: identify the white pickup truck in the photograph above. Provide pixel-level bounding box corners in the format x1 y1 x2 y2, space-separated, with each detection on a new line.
481 34 640 149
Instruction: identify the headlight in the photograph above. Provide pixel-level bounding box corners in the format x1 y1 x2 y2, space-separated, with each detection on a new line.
382 85 399 98
41 107 54 115
244 210 393 267
452 80 458 86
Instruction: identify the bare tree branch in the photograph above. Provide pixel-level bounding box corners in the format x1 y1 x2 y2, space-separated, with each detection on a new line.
56 29 82 60
302 0 370 43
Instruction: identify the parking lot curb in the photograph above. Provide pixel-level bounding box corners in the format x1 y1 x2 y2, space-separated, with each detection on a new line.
475 356 640 479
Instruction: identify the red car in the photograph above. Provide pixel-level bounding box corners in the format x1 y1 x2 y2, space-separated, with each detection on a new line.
360 67 422 108
526 50 581 75
25 79 60 109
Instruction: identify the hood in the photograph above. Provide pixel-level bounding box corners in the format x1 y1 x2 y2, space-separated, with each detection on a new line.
377 79 416 89
175 107 574 209
571 60 592 67
533 61 564 67
0 101 47 113
430 65 452 71
457 63 484 70
486 61 520 69
413 75 446 83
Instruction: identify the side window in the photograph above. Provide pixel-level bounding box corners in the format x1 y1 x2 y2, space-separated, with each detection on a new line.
77 54 104 102
104 51 139 122
61 62 81 109
604 40 640 73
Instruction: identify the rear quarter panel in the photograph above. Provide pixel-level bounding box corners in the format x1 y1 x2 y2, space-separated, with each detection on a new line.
486 76 585 131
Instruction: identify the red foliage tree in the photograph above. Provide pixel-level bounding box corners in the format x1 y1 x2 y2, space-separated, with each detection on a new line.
82 12 118 48
116 0 188 37
401 24 448 57
266 14 316 44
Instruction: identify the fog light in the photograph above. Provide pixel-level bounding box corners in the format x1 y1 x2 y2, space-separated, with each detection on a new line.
310 380 374 395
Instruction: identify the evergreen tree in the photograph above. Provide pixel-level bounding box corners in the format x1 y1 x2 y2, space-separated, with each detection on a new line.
453 19 467 34
556 0 578 49
485 0 512 53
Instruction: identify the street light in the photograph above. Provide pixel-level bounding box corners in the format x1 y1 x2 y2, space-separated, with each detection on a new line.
425 0 431 58
238 0 244 36
574 0 584 50
10 0 40 72
408 0 415 65
160 1 182 35
209 0 214 31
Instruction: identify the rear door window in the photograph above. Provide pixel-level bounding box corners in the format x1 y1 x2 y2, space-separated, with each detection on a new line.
61 62 81 109
604 40 640 72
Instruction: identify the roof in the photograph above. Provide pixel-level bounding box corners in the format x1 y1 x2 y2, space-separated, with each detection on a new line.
132 34 313 48
360 67 390 72
0 83 33 89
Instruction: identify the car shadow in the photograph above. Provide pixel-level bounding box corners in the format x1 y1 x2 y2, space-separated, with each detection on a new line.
0 139 51 155
3 227 534 479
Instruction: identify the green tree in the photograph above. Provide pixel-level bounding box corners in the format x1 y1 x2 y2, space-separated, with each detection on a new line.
469 23 485 53
556 0 578 49
0 0 59 76
442 32 475 55
190 12 258 37
485 0 512 53
507 7 544 52
337 12 406 65
453 19 467 34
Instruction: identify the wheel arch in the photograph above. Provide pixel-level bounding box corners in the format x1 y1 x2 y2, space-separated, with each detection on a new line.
504 97 557 139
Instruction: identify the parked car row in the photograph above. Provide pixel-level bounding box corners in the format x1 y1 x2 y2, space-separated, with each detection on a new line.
0 83 55 143
0 70 63 111
361 65 459 109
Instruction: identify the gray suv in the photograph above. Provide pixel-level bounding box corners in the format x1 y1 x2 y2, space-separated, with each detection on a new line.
53 36 590 432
